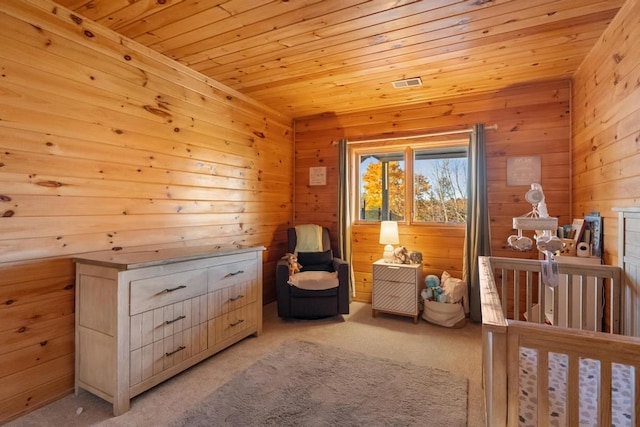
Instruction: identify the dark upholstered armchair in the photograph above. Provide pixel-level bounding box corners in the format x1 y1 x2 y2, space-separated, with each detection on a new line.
276 226 349 318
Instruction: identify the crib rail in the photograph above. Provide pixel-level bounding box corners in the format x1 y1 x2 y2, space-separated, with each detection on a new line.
479 256 508 427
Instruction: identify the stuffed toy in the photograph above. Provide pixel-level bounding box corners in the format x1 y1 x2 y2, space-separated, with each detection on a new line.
282 253 302 279
392 246 409 264
425 274 440 288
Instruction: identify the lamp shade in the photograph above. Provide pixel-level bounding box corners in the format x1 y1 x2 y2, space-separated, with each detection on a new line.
379 221 399 245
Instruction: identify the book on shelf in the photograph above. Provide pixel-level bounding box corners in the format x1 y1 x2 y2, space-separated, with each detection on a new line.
570 218 586 243
583 212 602 258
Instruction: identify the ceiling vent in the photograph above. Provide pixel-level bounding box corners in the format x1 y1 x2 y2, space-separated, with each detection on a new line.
392 77 422 88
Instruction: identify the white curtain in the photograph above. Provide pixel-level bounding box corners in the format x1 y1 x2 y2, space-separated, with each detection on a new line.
338 139 355 298
464 124 491 322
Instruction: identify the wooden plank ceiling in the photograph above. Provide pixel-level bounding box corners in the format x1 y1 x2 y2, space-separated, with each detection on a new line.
55 0 624 119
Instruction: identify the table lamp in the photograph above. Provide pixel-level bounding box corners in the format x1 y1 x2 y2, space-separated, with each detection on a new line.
379 221 399 263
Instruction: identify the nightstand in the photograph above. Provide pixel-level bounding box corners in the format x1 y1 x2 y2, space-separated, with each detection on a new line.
372 260 423 323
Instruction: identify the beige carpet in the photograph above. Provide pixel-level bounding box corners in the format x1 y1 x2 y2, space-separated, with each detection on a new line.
169 339 467 426
6 301 485 426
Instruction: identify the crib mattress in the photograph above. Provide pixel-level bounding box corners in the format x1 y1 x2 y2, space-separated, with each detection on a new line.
519 347 633 426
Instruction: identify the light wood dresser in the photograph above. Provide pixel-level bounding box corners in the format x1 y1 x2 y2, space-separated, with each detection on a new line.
73 245 264 415
372 259 422 323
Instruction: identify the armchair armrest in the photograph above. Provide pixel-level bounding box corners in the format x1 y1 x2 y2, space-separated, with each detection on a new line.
333 257 349 313
332 257 347 274
276 259 291 317
276 259 290 284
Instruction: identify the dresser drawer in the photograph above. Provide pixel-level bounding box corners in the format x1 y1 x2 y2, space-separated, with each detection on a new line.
372 280 418 315
130 295 208 351
208 259 257 292
130 268 208 315
129 323 208 387
373 263 416 283
208 302 258 346
208 280 257 320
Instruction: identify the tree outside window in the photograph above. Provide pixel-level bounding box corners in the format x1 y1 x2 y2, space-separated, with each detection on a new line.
414 155 467 223
359 154 404 221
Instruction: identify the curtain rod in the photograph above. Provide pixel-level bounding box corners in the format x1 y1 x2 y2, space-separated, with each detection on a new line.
333 123 498 145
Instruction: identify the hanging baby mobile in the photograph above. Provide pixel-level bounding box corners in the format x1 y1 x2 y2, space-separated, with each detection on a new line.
507 183 563 287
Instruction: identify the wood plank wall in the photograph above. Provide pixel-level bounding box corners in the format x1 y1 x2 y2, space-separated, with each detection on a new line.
0 0 292 422
572 0 640 267
294 80 571 303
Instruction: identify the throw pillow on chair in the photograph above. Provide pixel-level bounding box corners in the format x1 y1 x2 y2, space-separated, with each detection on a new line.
297 250 333 272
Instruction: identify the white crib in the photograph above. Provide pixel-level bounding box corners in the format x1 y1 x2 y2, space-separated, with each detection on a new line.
479 254 640 426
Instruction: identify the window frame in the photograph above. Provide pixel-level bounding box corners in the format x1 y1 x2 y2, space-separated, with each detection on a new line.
351 138 469 226
356 147 407 222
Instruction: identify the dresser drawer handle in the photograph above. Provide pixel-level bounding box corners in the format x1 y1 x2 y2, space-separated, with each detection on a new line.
229 319 245 327
165 345 186 357
165 315 186 325
224 270 245 278
229 294 245 302
164 285 187 293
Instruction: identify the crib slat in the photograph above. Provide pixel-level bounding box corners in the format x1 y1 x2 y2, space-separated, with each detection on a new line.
599 361 612 426
537 350 549 427
502 268 508 317
526 270 533 323
578 276 602 331
566 355 580 425
630 266 640 337
506 331 521 427
538 273 546 325
610 274 621 334
564 273 572 328
635 365 639 426
514 270 520 320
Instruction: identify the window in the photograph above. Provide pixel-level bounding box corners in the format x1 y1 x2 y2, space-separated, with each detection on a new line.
358 152 405 221
356 142 468 224
413 147 467 223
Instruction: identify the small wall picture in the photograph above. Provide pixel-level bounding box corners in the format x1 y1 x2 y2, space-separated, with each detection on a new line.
506 156 541 186
309 166 326 186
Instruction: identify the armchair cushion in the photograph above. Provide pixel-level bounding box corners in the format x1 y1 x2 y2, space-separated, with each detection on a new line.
287 271 339 290
297 250 333 272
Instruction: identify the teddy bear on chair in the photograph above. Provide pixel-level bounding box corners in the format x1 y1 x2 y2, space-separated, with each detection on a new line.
282 253 302 281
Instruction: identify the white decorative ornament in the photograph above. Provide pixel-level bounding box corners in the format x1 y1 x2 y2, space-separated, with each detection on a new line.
507 183 562 286
508 184 559 252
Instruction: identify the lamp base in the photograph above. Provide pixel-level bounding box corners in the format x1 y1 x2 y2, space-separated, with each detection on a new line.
383 244 395 263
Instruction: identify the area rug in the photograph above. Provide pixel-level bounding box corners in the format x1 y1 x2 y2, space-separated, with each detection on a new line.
169 339 468 426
